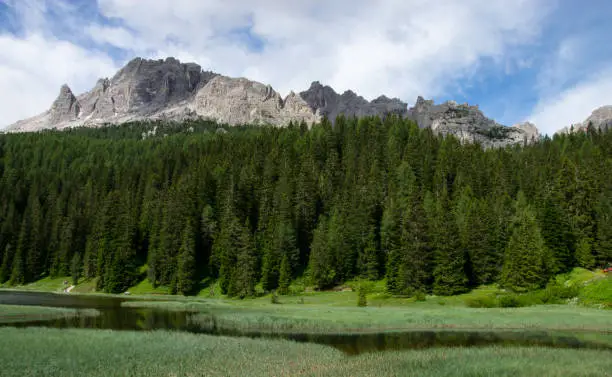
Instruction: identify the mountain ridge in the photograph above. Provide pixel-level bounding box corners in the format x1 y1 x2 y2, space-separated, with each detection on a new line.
7 56 542 147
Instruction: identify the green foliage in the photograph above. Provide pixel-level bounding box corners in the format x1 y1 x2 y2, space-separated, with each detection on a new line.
497 294 523 308
579 276 612 307
270 291 280 304
278 254 291 295
176 220 197 295
501 192 550 292
0 118 610 297
3 328 612 377
464 295 498 308
414 291 427 302
576 238 595 269
357 286 368 307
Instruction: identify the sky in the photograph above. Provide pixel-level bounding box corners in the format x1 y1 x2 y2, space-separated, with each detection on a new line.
1 0 612 135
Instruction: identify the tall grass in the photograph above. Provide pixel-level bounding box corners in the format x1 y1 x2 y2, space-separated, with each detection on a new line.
0 328 610 377
122 300 612 333
0 305 97 324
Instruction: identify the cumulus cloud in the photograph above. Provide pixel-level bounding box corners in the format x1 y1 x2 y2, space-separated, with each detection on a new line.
0 33 118 126
528 66 612 135
94 0 548 101
0 0 556 128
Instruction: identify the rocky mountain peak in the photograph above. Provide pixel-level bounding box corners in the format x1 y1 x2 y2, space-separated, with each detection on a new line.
557 105 612 134
6 56 542 148
49 84 80 124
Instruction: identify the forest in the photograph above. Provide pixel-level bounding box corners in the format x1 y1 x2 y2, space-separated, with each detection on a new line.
0 116 610 296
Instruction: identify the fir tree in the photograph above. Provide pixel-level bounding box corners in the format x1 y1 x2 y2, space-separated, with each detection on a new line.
177 220 197 295
501 192 550 291
278 253 291 295
309 216 336 289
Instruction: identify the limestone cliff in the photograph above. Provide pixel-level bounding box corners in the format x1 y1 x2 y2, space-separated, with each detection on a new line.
6 57 540 148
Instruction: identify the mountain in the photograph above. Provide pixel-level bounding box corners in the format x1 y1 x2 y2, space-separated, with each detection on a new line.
557 106 612 134
6 57 539 147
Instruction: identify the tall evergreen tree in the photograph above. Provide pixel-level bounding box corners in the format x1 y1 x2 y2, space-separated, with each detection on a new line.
177 219 197 295
501 192 550 291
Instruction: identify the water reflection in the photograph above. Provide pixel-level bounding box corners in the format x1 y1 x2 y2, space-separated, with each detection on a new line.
1 290 610 355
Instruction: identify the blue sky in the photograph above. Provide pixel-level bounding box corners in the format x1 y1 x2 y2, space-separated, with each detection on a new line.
1 0 612 134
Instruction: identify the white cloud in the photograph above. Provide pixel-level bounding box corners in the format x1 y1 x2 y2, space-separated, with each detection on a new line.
528 66 612 135
1 0 551 128
0 33 118 126
95 0 549 99
85 25 143 51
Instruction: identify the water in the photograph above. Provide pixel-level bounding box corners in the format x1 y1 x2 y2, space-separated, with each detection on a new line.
1 290 610 355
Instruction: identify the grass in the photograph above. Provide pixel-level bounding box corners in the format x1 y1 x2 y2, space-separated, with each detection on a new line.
0 305 97 324
580 275 612 308
0 327 610 377
121 299 612 334
0 276 71 293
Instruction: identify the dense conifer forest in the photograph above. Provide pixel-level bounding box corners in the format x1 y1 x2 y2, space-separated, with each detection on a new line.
0 117 610 296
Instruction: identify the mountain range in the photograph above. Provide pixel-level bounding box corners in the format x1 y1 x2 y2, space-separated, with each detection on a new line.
6 56 606 146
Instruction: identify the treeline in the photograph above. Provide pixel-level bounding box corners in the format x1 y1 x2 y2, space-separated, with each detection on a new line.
0 117 610 296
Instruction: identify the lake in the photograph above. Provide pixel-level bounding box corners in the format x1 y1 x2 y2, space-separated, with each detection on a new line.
1 290 610 355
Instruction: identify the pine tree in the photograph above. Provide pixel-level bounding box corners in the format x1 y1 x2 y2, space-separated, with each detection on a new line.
10 218 28 285
359 226 379 280
0 244 13 284
594 194 612 266
575 238 595 269
309 216 336 289
177 220 197 295
382 198 401 293
278 253 291 295
431 191 468 296
539 195 574 273
501 192 550 291
71 252 82 286
230 220 257 298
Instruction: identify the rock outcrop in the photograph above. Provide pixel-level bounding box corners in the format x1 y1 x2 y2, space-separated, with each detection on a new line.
406 98 539 147
557 106 612 135
299 81 407 120
6 56 540 148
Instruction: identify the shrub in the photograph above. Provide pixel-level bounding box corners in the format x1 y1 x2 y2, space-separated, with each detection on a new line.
270 292 280 304
464 295 497 308
497 294 523 308
414 291 427 302
357 286 368 307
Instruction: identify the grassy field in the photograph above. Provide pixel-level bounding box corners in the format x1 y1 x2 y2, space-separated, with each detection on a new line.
121 299 612 334
0 276 72 293
0 305 97 324
0 327 609 377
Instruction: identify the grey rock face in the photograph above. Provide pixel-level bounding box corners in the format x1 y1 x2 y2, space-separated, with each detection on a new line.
583 106 612 131
557 106 612 134
49 85 80 124
299 81 408 120
192 76 317 126
407 98 538 148
6 56 540 148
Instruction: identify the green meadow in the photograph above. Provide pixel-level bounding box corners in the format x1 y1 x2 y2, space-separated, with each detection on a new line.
0 305 97 324
0 328 610 377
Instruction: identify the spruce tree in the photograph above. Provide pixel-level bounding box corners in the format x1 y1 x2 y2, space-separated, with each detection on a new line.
431 191 468 296
309 216 336 289
0 244 13 284
278 253 291 295
501 192 550 291
575 238 595 269
230 220 257 298
71 252 82 286
359 226 379 281
177 220 197 295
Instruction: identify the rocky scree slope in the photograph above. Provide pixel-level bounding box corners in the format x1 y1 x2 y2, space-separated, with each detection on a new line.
7 57 539 147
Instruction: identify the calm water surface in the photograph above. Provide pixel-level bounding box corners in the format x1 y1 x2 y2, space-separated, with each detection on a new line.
1 290 610 355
